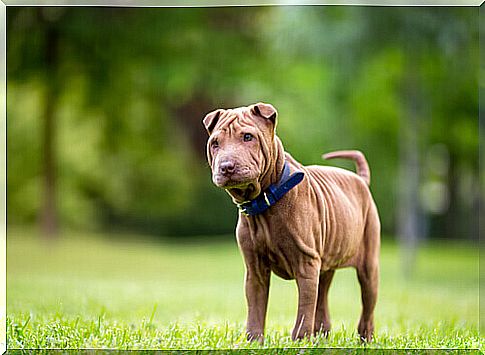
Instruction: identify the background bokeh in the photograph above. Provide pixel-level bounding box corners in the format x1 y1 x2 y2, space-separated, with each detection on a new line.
6 6 481 349
7 6 479 243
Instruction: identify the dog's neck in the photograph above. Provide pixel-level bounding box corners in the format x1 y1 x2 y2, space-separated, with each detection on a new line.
259 135 286 191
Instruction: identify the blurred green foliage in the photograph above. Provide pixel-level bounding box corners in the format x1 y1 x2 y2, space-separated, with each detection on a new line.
6 7 479 239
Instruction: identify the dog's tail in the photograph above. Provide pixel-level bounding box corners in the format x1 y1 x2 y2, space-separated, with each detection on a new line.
322 150 371 186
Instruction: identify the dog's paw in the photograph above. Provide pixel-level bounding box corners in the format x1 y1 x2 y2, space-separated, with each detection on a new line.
246 331 264 344
358 319 374 343
314 322 331 338
291 328 313 341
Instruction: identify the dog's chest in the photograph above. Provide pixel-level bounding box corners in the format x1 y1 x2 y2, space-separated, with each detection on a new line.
266 249 295 280
248 218 301 280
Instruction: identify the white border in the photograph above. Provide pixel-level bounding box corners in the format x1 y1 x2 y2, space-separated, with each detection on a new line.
0 1 6 354
1 2 482 354
2 0 484 6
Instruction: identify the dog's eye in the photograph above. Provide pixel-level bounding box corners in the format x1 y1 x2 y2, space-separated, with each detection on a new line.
243 133 253 142
211 140 219 149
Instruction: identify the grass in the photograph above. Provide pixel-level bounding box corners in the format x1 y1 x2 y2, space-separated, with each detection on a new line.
7 227 481 351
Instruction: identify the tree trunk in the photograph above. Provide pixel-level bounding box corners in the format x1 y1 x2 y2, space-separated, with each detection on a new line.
39 23 59 238
397 61 423 277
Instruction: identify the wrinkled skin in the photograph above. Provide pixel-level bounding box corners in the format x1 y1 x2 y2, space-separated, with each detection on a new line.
203 103 380 343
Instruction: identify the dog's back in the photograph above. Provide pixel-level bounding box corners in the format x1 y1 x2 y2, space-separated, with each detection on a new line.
285 151 379 270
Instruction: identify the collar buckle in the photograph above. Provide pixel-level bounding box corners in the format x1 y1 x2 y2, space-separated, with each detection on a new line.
237 203 249 216
233 161 304 217
263 192 271 207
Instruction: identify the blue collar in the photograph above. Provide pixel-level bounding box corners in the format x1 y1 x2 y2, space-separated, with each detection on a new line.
237 161 305 216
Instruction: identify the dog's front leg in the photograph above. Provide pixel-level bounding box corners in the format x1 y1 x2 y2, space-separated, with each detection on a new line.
245 259 270 343
292 260 320 341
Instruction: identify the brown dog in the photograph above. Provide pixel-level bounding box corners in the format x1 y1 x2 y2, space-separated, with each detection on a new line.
203 103 380 343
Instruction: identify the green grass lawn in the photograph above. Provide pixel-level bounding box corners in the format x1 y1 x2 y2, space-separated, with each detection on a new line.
7 227 481 351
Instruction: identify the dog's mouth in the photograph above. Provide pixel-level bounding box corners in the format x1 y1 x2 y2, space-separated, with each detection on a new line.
213 175 259 202
217 179 250 189
213 172 254 188
227 183 257 201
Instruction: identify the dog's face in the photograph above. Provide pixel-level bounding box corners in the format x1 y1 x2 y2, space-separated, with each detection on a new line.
203 103 278 202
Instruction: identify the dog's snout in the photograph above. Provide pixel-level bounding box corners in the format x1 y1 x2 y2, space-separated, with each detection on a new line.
219 160 236 176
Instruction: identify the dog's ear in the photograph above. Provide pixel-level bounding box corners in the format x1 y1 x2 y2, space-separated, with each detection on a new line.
250 102 277 128
203 109 223 135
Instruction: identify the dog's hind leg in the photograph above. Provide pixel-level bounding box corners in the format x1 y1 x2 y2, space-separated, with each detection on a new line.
356 262 378 342
356 206 380 342
313 270 335 337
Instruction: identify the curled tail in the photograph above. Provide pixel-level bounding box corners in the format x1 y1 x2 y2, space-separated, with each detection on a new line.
322 150 371 186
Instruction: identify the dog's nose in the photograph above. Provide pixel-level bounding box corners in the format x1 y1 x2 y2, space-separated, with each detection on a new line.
220 160 236 176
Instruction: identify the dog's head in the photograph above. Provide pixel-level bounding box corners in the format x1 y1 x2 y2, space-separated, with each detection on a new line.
203 102 278 202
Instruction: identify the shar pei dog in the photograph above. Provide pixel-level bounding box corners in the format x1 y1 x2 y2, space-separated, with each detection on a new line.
203 102 380 343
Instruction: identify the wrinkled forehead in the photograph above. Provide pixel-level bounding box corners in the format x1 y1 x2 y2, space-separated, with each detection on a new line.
212 107 264 136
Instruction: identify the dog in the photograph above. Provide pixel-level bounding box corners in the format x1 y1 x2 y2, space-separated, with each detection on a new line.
203 102 380 343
